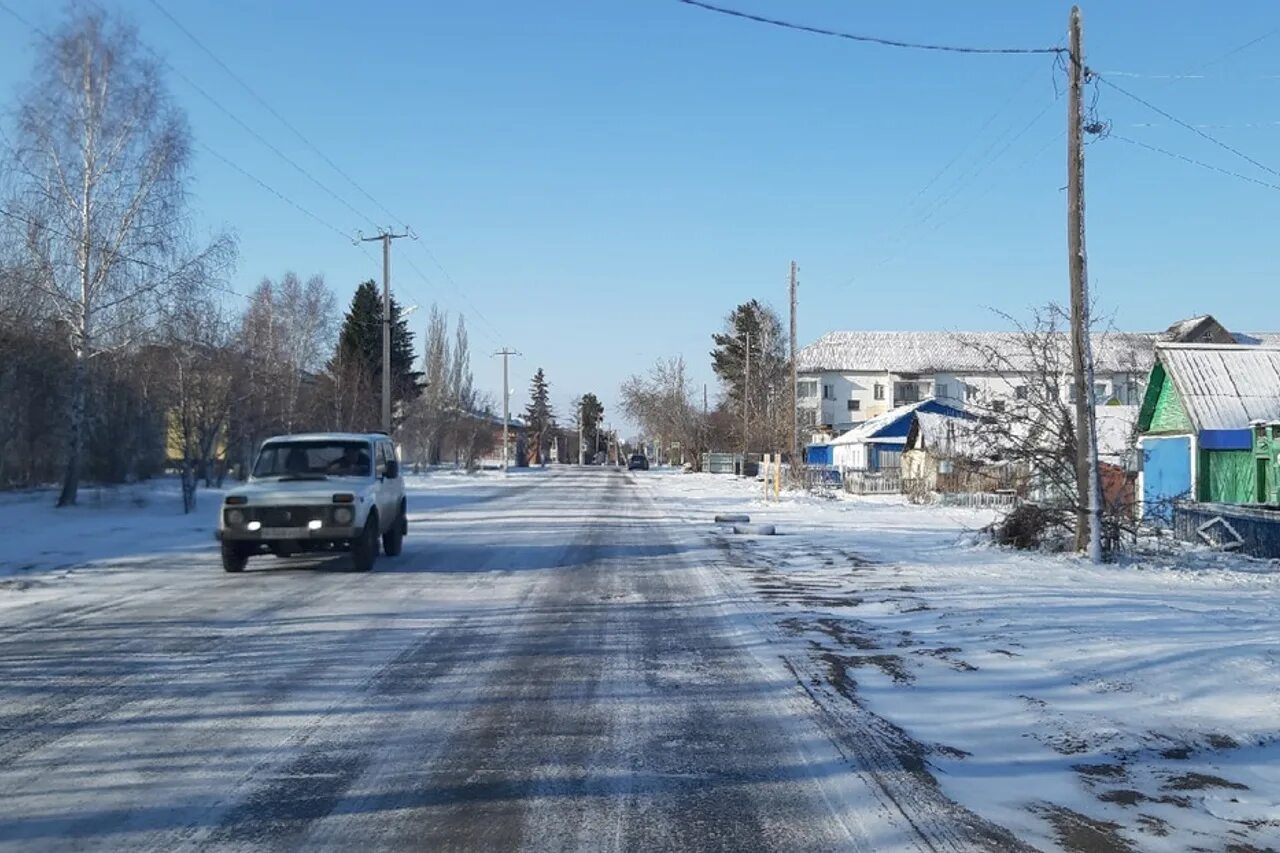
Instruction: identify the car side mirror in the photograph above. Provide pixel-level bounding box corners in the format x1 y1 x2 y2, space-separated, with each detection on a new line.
384 460 399 480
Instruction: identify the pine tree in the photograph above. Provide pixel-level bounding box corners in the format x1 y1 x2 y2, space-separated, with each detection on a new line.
524 368 554 465
332 280 422 429
578 393 605 453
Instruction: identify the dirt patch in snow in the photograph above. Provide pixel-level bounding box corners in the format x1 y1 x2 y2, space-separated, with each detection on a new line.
1032 803 1136 853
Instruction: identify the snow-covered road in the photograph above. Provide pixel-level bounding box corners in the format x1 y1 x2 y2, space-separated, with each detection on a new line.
0 468 1017 852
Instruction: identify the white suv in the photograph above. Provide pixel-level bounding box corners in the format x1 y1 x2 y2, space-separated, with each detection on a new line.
217 432 407 573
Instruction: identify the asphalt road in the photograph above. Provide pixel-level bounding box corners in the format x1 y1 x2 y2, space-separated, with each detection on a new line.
0 468 1016 852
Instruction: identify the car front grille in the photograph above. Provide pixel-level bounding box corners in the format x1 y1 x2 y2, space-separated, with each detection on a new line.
252 505 329 526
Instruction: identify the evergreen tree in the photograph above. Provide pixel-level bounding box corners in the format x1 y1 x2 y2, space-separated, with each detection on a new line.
710 299 788 451
578 393 605 454
524 368 554 465
333 280 422 428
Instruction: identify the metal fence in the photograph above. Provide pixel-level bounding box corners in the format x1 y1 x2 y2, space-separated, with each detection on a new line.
842 469 903 495
934 490 1021 510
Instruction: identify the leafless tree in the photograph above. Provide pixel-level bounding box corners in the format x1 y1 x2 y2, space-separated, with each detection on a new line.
620 356 706 469
6 7 233 505
229 272 334 473
163 298 236 512
958 305 1143 552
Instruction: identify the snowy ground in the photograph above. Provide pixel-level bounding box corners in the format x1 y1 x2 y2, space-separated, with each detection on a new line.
1 467 1277 851
646 470 1280 852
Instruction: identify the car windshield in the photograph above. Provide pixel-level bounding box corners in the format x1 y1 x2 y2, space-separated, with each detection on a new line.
253 441 370 479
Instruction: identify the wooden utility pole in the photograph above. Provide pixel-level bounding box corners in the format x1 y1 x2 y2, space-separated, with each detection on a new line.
358 229 412 434
493 348 520 472
789 260 799 466
1067 6 1103 562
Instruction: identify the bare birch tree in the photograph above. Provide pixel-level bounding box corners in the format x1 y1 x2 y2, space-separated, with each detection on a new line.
620 356 705 469
7 7 233 505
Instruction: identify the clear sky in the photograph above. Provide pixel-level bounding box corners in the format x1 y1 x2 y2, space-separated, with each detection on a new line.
2 1 1278 430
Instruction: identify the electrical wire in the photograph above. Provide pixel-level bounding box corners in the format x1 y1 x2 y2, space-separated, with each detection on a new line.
1109 134 1280 193
1098 76 1280 181
146 0 404 230
142 0 505 344
676 0 1064 55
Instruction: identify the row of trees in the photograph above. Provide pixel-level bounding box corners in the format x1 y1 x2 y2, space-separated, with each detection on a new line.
0 6 493 508
620 299 793 470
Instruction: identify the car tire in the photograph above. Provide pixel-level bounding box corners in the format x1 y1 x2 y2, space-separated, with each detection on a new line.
352 512 379 572
221 542 248 573
382 504 405 557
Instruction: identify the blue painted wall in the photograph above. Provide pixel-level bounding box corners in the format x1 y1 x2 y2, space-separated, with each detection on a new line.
806 444 834 466
1143 435 1192 521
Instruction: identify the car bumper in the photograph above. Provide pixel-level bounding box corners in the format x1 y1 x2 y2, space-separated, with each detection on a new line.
217 526 358 542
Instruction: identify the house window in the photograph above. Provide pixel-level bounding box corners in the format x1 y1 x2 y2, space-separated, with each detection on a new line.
1015 385 1028 400
822 384 835 401
797 380 818 399
936 383 949 400
847 399 860 412
873 383 885 401
1094 382 1108 400
992 400 1006 413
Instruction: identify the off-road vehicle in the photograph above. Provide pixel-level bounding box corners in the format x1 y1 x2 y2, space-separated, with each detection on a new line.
216 433 407 573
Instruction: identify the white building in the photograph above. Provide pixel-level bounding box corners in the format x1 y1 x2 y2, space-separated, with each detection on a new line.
796 330 1156 435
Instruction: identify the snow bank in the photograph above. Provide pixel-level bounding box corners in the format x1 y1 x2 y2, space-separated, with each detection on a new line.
647 471 1280 851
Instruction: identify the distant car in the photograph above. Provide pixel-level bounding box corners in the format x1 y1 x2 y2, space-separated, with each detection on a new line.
628 454 649 471
216 432 406 573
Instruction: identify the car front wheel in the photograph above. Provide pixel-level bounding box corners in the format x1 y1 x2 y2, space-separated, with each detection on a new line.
221 542 248 573
382 504 405 557
352 512 380 572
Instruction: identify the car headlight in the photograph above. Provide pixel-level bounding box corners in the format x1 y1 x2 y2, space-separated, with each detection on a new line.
333 507 353 525
226 509 245 525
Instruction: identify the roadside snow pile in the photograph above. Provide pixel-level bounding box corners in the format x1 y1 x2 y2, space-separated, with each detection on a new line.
0 480 226 581
648 471 1280 852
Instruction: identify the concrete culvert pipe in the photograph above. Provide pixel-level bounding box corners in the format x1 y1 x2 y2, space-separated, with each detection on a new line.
714 514 751 524
732 523 776 535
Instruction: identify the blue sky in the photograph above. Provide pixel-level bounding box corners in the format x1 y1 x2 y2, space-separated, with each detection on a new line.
2 1 1278 429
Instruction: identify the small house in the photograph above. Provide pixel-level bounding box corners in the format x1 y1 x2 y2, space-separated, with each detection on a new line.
828 399 968 472
1137 343 1280 518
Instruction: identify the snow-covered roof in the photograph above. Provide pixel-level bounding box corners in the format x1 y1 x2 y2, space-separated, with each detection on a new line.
1068 405 1139 462
1233 332 1280 347
829 400 945 446
796 330 1156 375
1158 343 1280 431
912 411 986 458
830 404 915 446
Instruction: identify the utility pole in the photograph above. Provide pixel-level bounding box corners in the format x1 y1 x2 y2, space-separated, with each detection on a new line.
493 348 520 472
743 330 751 476
578 398 585 465
358 229 412 434
1067 5 1102 563
789 260 799 466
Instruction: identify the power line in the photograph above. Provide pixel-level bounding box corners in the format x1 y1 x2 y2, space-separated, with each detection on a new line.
676 0 1064 55
140 0 506 345
1109 134 1280 193
145 0 404 230
1098 76 1280 181
196 142 356 242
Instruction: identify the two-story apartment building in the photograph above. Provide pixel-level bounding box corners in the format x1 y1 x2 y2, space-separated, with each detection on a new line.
796 330 1156 435
797 317 1280 436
